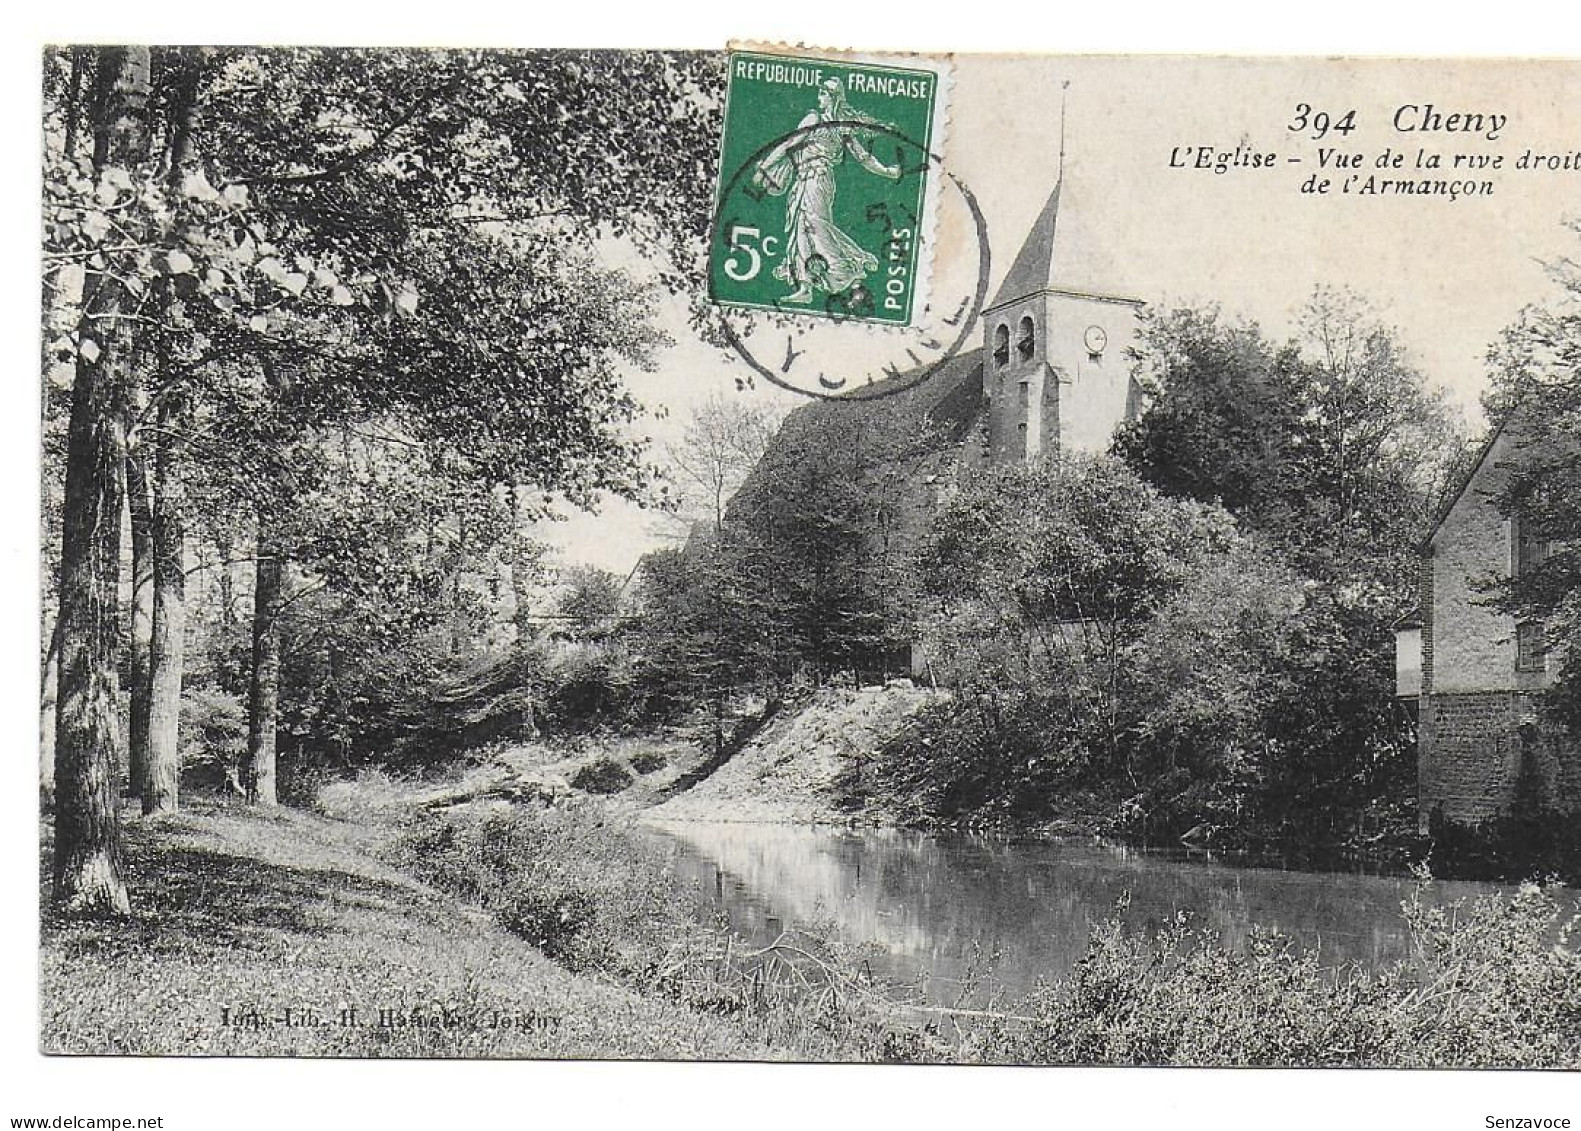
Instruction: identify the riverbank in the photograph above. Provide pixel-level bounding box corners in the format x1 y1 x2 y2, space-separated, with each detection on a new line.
40 772 1581 1066
375 774 1581 1066
400 786 1581 1067
647 682 944 825
38 797 785 1058
368 703 1538 886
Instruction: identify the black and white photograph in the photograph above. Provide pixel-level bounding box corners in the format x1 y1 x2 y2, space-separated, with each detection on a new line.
13 15 1581 1129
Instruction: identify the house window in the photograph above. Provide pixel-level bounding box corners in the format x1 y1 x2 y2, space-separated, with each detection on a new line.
1017 315 1035 362
1516 620 1547 673
1515 519 1552 577
992 323 1010 367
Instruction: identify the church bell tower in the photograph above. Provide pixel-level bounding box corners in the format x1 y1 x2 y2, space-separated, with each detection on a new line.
982 153 1145 463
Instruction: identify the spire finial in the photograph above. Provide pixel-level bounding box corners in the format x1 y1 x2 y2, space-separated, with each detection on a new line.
1058 80 1070 183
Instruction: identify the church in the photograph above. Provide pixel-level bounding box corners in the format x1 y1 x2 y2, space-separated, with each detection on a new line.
731 170 1149 496
972 176 1147 465
727 170 1581 829
721 172 1150 677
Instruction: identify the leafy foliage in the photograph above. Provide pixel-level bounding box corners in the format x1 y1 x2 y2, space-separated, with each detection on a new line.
1099 294 1466 851
974 883 1580 1067
629 748 668 774
1483 220 1581 734
554 565 626 641
1115 291 1467 585
883 457 1290 832
40 47 731 818
570 756 636 796
392 802 919 1059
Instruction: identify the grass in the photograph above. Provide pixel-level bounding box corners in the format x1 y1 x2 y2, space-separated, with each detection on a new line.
39 798 780 1059
38 772 1581 1066
390 795 1581 1068
388 801 924 1060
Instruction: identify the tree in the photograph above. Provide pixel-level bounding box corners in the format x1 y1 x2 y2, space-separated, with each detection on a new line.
920 455 1243 805
1294 287 1469 582
40 47 726 904
46 47 152 914
1116 292 1467 587
1484 221 1581 733
556 565 625 641
718 394 937 684
1112 293 1470 847
184 50 719 804
1112 305 1306 525
656 392 779 541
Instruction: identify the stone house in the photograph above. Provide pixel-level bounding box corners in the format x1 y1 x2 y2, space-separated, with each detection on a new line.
1403 419 1579 829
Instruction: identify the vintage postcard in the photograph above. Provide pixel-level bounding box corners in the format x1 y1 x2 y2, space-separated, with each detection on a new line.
33 42 1581 1091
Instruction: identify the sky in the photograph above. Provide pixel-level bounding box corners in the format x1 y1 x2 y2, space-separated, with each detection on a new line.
547 53 1581 574
5 15 1580 1129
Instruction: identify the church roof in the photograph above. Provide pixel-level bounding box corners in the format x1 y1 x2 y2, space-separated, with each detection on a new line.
988 179 1064 311
986 173 1143 312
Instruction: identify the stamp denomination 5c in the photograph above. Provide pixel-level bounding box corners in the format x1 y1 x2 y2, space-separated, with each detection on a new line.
711 48 950 327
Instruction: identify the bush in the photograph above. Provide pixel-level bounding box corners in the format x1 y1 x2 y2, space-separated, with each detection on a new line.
392 804 687 976
571 756 635 795
967 882 1581 1067
544 644 643 732
629 748 668 775
178 685 247 793
390 805 915 1058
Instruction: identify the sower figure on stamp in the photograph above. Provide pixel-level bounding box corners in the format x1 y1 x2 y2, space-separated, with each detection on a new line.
753 77 901 304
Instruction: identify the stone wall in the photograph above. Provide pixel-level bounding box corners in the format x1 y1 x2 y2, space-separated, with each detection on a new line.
1419 690 1581 829
979 291 1142 463
1419 690 1523 826
1416 424 1573 828
1426 429 1550 697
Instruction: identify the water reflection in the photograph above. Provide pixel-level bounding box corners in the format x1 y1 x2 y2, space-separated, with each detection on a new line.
649 820 1520 1006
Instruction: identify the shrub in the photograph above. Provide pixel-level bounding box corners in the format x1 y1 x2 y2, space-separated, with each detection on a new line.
965 882 1581 1067
544 643 643 732
629 748 668 775
571 756 634 795
390 805 914 1057
178 685 247 793
392 804 688 976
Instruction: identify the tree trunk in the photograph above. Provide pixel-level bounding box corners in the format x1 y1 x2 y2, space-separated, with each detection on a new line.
126 442 154 799
140 54 201 816
40 617 61 800
144 410 185 816
246 511 283 807
52 46 150 916
215 531 236 630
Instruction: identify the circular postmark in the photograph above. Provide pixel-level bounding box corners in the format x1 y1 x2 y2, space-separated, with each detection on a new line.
708 119 991 403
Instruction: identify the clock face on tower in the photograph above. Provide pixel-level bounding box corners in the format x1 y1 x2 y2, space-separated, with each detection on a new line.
1084 325 1108 355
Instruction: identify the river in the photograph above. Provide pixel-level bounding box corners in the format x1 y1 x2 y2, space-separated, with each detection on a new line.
649 820 1522 1007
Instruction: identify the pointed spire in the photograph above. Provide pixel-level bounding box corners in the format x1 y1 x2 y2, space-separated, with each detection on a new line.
988 82 1069 313
1058 78 1069 180
987 177 1062 312
985 82 1138 312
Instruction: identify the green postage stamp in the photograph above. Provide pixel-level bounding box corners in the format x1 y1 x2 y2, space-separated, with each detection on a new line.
710 48 951 326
